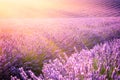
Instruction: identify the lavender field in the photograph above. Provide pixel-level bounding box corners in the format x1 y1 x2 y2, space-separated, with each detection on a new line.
0 18 120 80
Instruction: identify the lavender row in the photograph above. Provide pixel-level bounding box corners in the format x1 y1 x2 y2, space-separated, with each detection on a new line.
10 39 120 80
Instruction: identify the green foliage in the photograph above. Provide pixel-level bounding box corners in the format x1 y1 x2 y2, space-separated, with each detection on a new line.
93 58 98 70
100 64 105 75
22 51 46 75
79 74 84 80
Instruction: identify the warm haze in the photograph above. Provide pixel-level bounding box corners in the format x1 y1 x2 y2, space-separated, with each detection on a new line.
0 0 120 18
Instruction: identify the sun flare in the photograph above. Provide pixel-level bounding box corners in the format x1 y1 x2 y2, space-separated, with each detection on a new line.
0 0 55 18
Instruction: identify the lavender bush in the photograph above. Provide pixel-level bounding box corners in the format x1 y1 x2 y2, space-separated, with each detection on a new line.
10 39 120 80
0 33 47 79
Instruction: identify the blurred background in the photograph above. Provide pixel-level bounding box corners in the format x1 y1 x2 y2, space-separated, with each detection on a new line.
0 0 120 18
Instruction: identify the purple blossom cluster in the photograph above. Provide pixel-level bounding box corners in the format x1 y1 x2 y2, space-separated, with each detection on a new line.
10 39 120 80
11 67 43 80
0 33 46 79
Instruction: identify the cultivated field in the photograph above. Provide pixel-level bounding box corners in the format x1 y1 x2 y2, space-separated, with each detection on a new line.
0 18 120 80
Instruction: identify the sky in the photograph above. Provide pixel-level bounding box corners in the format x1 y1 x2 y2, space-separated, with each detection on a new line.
0 0 120 18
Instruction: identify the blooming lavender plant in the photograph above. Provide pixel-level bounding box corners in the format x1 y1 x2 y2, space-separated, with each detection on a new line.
10 39 120 80
0 33 47 80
